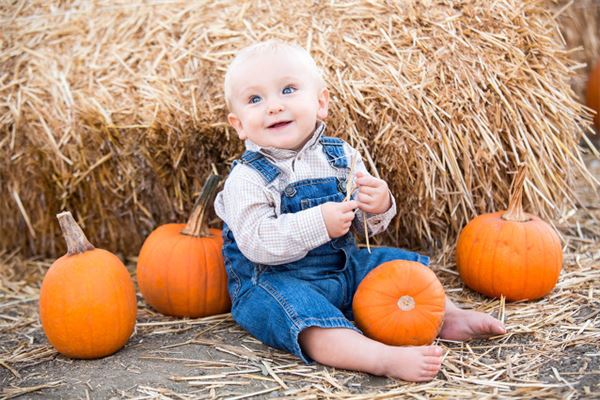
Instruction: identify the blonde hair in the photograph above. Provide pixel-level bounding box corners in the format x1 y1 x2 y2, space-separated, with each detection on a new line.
224 39 325 110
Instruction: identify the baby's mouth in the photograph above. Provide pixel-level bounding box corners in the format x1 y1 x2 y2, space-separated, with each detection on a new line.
267 121 292 129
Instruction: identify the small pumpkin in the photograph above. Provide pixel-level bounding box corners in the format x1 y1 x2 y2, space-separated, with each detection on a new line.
353 260 445 346
586 59 600 129
39 211 137 359
137 174 230 318
456 165 563 301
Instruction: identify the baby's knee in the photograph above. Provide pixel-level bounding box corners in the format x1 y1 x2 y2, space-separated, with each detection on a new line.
298 326 321 345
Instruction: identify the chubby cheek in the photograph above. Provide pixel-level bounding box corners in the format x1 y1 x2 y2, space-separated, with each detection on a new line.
243 110 265 129
294 102 319 125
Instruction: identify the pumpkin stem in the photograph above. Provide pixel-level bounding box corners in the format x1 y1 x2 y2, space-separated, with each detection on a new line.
181 174 221 237
397 295 416 311
502 164 531 222
57 211 95 255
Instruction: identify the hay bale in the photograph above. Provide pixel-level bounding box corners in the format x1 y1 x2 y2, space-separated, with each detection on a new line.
0 0 597 258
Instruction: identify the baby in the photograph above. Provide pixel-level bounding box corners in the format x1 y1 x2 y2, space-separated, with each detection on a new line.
214 40 505 382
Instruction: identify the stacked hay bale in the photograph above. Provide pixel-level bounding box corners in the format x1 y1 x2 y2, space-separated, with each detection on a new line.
0 0 596 258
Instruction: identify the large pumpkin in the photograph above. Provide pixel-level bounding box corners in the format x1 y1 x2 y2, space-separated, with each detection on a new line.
137 174 230 318
456 165 562 301
39 211 137 359
353 260 445 346
586 60 600 129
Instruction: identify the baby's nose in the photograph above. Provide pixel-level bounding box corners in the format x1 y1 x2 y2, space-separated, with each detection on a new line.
268 103 284 114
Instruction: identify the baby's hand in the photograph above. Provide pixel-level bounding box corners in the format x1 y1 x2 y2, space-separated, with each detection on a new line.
321 200 359 239
354 171 391 214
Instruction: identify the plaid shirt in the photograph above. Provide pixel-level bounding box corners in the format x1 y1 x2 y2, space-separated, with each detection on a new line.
214 122 396 265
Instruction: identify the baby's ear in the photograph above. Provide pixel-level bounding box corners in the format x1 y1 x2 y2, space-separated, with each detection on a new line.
227 113 246 140
317 87 329 120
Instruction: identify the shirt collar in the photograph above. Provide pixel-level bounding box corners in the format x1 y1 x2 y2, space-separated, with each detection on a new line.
245 121 327 160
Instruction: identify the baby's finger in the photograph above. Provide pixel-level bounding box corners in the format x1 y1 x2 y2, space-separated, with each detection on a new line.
357 185 378 195
357 202 377 213
342 210 356 222
357 192 374 204
355 175 380 187
340 200 359 211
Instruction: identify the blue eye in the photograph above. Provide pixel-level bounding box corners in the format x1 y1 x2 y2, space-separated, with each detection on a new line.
282 86 296 95
248 95 261 104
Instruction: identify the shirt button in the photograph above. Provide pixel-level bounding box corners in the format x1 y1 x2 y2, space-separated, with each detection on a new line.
337 178 347 193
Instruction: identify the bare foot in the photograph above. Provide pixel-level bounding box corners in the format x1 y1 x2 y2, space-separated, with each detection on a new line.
439 307 506 341
300 327 443 382
378 345 444 382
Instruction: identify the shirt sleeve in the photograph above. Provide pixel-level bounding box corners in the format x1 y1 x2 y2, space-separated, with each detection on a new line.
214 167 331 265
344 145 397 237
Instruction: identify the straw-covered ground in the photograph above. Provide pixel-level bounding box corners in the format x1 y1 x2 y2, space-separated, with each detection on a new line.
0 154 598 399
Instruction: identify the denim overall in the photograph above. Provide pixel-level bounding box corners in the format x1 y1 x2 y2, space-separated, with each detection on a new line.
222 136 430 363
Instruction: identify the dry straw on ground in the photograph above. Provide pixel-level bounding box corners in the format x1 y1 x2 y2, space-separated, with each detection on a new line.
1 0 598 258
1 157 598 397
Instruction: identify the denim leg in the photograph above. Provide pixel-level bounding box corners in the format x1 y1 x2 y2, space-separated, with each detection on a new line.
230 273 361 364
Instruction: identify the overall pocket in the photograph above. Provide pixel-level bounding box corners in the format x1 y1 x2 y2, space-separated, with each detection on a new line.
300 192 345 210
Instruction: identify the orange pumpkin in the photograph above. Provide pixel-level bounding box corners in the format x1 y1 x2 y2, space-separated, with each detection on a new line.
39 211 137 359
353 260 445 346
586 60 600 129
456 165 563 301
137 174 230 318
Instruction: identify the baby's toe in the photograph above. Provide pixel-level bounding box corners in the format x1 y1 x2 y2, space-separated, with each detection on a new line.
422 345 443 356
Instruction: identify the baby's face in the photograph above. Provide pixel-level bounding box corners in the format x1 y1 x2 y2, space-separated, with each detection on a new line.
227 52 328 150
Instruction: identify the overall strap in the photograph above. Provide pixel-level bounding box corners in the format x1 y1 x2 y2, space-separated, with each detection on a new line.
233 150 281 184
319 136 348 169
